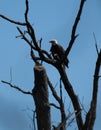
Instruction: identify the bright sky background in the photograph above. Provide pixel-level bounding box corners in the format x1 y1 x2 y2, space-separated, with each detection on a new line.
0 0 101 130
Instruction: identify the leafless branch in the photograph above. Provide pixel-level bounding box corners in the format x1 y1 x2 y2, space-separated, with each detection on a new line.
30 48 41 64
25 0 29 23
23 0 54 66
50 103 60 110
48 77 66 129
28 108 36 130
65 0 86 56
59 78 66 125
32 109 37 130
10 67 13 83
67 114 76 128
0 14 26 25
54 111 77 130
84 50 101 129
93 32 99 55
41 50 52 59
24 0 38 49
60 78 63 102
79 97 87 114
23 107 36 130
39 38 42 48
17 27 54 65
0 0 54 67
48 78 61 103
17 27 36 50
1 80 32 95
57 65 83 129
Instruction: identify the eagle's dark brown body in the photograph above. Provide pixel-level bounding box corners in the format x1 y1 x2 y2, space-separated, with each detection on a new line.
50 40 69 67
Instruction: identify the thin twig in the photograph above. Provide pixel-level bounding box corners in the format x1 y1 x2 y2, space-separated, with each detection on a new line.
60 79 62 100
55 111 77 130
33 110 36 130
1 80 32 95
67 110 81 128
10 67 12 83
93 32 99 55
50 103 60 109
48 77 66 129
39 38 42 48
79 97 87 114
30 47 40 64
17 27 36 50
47 77 61 103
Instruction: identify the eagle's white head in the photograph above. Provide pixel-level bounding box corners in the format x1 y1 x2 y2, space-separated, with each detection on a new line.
49 39 58 45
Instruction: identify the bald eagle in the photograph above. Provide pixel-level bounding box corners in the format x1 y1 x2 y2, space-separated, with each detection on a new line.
49 39 69 68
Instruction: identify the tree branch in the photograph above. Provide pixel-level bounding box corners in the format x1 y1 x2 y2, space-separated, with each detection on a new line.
48 78 61 103
57 65 83 130
24 0 54 66
17 27 36 49
49 103 60 109
1 80 32 95
48 77 66 130
0 14 26 26
93 32 99 55
17 26 55 65
65 0 86 56
24 0 38 48
54 111 77 130
84 50 101 129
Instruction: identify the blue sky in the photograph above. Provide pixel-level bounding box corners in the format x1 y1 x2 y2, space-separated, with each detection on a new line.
0 0 101 130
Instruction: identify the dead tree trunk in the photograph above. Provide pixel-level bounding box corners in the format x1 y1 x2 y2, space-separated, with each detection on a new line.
32 64 51 130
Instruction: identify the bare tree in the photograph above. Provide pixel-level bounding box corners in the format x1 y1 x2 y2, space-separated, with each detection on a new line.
0 0 101 130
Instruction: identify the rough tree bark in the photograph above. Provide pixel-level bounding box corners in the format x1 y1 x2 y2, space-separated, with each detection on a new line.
32 64 51 130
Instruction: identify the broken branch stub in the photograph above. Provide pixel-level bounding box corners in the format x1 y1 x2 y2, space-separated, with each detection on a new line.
32 64 51 130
